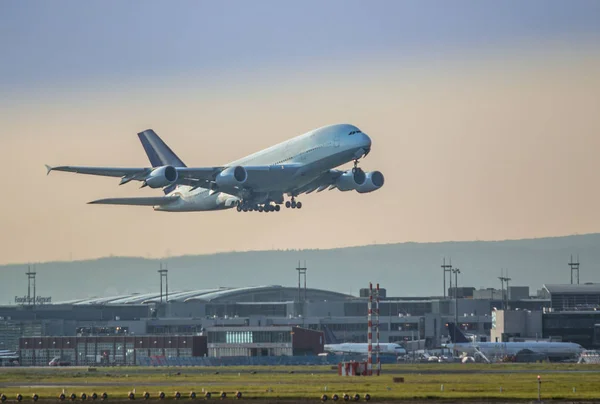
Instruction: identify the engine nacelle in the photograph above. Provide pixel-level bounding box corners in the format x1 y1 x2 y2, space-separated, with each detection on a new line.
336 169 367 191
144 165 178 189
356 171 385 193
216 166 248 188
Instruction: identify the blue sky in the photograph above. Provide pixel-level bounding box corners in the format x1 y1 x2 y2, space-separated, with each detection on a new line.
2 0 600 93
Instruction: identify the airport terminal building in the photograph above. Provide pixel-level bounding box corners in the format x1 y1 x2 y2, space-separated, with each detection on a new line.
2 283 600 365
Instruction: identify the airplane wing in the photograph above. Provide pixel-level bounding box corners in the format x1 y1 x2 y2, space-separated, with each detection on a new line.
88 196 180 206
46 164 302 191
46 165 149 178
293 168 383 195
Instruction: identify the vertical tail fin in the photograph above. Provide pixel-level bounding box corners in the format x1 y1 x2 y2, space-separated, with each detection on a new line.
447 323 470 343
137 129 187 168
138 129 186 194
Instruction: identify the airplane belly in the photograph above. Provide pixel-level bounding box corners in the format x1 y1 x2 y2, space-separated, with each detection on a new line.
158 191 237 212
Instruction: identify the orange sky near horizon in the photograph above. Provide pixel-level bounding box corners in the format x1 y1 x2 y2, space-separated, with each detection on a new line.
1 45 600 265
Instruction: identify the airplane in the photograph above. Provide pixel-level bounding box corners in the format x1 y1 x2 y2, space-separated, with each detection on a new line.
45 124 384 212
0 350 18 357
324 342 407 356
445 323 584 362
0 350 19 362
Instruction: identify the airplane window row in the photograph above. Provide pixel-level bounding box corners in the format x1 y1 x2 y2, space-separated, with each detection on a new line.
348 130 362 136
274 145 323 165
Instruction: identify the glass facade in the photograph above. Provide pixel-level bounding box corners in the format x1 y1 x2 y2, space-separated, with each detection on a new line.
209 346 293 357
551 294 600 311
344 301 433 317
19 336 206 366
543 312 600 348
76 326 129 336
206 303 287 318
147 325 203 334
208 330 291 344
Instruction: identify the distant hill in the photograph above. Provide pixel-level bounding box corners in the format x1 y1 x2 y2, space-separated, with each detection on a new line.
1 233 599 304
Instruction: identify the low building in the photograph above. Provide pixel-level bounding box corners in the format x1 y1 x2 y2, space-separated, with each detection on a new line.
448 287 475 299
206 326 323 357
18 335 207 366
541 284 600 311
542 311 600 348
490 309 543 342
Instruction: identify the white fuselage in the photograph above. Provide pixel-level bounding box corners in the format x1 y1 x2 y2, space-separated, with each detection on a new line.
447 341 584 359
324 343 407 355
155 124 371 212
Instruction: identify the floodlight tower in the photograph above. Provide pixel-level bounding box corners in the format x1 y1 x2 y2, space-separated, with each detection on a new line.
504 272 512 310
296 261 307 302
498 269 511 310
569 255 580 285
452 268 461 343
158 262 169 303
442 258 453 299
498 269 506 310
26 266 37 307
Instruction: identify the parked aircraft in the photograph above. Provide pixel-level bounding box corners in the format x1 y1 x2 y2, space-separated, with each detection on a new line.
445 323 584 362
324 342 407 355
46 124 384 212
0 350 19 366
0 350 18 358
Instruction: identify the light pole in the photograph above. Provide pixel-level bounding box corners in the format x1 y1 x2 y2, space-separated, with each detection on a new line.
452 268 461 343
442 258 452 299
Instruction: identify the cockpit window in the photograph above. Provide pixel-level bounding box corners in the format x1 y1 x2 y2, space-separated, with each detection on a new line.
348 130 362 136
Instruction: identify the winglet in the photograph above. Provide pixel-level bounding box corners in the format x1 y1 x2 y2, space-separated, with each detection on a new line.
45 164 53 175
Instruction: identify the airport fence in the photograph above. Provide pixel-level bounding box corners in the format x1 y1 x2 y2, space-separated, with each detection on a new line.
137 355 398 367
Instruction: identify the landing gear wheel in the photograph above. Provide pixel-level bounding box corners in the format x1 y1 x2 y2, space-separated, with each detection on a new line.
236 205 242 212
275 205 281 212
291 201 297 209
258 206 264 212
296 201 302 209
242 207 248 212
285 201 291 209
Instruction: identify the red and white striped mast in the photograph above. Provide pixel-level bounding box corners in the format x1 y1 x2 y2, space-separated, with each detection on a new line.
376 283 381 376
367 282 373 376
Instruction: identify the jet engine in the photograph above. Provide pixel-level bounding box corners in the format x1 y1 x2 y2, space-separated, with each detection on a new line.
144 165 178 188
336 169 367 191
356 171 385 193
216 166 248 188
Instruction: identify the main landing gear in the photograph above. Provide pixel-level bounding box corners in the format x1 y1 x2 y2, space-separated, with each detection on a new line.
234 196 303 212
284 196 302 209
236 202 281 213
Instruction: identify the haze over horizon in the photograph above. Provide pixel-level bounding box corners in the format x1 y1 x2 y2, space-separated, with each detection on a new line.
3 233 600 302
1 1 600 265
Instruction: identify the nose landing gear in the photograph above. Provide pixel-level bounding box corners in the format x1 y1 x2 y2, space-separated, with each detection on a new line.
352 158 360 174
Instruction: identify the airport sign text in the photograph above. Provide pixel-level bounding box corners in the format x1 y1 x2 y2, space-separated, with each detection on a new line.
14 296 52 305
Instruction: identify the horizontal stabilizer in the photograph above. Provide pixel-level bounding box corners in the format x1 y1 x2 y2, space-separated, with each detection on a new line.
88 196 179 206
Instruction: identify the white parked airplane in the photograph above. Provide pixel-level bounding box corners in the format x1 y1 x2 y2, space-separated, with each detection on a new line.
46 124 384 212
0 350 18 359
324 343 407 355
445 323 584 361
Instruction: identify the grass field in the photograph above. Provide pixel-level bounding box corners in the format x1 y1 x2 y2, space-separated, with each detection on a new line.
1 364 600 402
